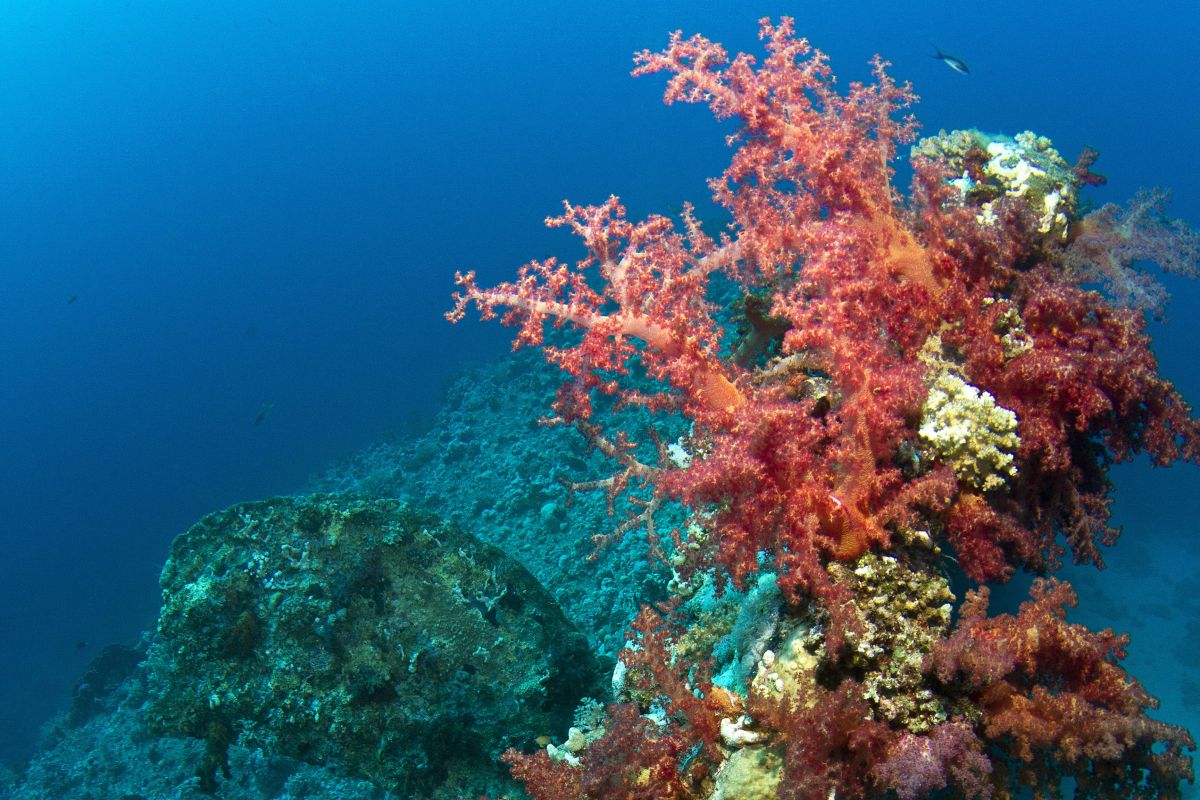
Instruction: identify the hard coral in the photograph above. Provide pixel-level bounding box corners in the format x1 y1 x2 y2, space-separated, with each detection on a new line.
148 495 602 797
918 369 1021 493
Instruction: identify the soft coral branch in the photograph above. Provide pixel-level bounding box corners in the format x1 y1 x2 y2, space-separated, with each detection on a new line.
448 196 745 418
930 580 1195 796
1065 188 1200 318
634 16 929 292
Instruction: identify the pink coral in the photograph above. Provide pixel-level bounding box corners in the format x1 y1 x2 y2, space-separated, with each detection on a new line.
872 721 993 800
632 17 925 288
448 196 745 422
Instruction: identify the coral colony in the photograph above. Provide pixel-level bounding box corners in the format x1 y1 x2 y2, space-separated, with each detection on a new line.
450 18 1200 800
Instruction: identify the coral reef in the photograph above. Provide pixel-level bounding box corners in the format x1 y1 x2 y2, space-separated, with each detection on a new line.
5 632 404 800
309 349 681 659
454 16 1199 800
13 14 1195 800
145 494 604 797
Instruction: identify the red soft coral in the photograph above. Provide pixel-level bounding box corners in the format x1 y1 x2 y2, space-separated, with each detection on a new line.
502 703 691 800
620 605 728 764
930 579 1195 797
872 721 994 800
452 18 944 630
634 16 926 291
944 269 1200 574
501 748 582 800
448 196 745 421
578 703 692 800
747 677 893 800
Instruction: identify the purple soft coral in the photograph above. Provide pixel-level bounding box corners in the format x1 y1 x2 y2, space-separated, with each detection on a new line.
1066 188 1200 317
873 722 994 800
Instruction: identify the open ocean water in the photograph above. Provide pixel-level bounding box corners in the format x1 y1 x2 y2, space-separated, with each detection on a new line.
1 1 1197 798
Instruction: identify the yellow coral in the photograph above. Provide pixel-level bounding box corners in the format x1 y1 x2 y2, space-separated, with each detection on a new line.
710 746 783 800
918 372 1020 492
912 128 1077 242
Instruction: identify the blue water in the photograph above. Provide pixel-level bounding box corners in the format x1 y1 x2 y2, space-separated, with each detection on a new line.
1 0 1196 790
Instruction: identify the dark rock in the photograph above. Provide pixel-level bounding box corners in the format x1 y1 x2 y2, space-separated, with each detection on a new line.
68 642 146 726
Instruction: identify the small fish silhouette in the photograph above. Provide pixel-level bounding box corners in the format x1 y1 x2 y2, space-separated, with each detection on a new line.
253 401 275 427
933 47 970 75
66 294 78 305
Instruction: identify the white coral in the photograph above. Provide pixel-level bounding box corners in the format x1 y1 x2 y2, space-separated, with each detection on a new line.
919 372 1020 492
720 715 766 747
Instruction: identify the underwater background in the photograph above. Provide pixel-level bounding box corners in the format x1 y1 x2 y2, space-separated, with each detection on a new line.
1 0 1197 796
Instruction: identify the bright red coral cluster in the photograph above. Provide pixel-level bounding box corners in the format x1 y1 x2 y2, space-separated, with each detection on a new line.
450 16 1199 800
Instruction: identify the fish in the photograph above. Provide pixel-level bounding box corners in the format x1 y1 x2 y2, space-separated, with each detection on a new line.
66 294 78 304
933 47 970 75
252 401 275 427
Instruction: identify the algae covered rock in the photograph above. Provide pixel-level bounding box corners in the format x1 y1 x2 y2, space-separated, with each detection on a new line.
145 493 602 796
